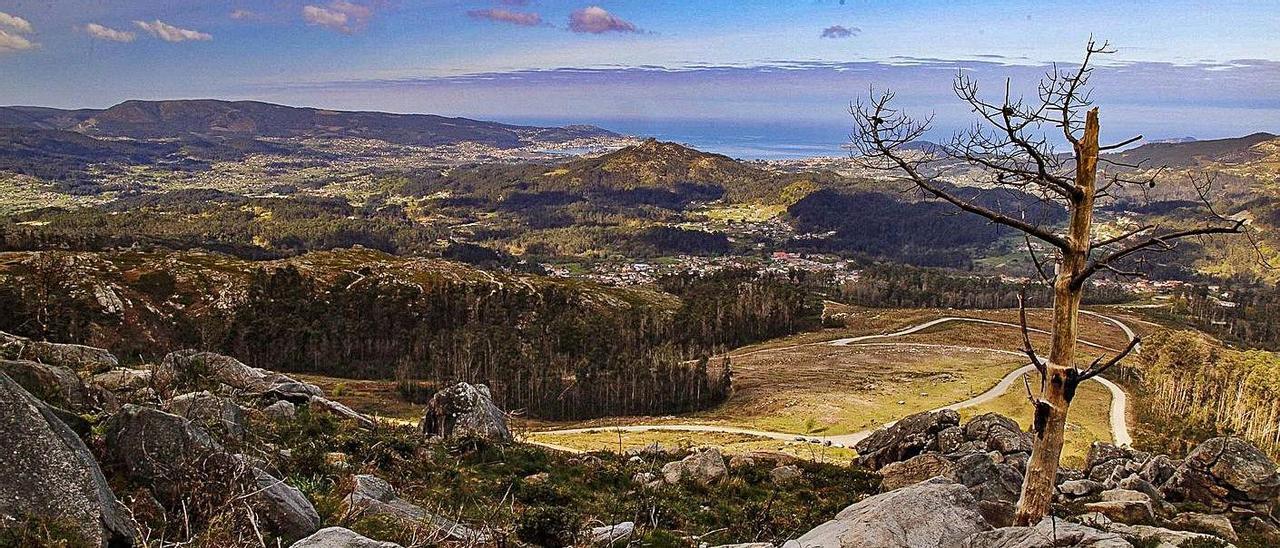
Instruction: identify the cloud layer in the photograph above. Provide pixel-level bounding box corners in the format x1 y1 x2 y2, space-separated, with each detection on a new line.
84 23 137 43
568 6 639 34
0 10 34 52
303 1 374 34
821 25 858 39
468 8 545 27
134 19 212 42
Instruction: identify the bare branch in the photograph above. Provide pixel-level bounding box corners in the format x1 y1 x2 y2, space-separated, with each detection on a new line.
1099 135 1143 151
1074 220 1246 287
850 90 1072 250
1077 336 1141 383
1018 290 1047 375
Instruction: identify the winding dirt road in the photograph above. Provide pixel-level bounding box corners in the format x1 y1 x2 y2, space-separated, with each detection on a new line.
531 311 1137 449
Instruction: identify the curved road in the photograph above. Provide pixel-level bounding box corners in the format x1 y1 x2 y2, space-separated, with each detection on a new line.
531 311 1137 449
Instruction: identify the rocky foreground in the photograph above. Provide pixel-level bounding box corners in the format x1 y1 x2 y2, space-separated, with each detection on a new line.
2 329 1278 547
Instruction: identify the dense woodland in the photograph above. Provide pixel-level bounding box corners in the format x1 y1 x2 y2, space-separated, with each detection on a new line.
836 264 1134 309
1158 282 1280 351
1128 330 1280 458
0 250 814 420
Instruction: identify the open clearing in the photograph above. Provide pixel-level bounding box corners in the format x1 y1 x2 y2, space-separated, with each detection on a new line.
529 307 1133 460
525 429 856 464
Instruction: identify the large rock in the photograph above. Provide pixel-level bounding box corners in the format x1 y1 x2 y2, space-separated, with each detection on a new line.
1138 455 1179 487
247 463 321 539
153 350 322 401
92 367 152 390
309 395 375 429
103 404 225 482
854 410 960 469
291 527 403 547
1170 512 1237 542
1059 480 1107 499
0 372 135 548
952 452 1025 527
0 359 91 409
163 391 247 443
419 382 511 442
344 474 486 542
782 477 989 548
963 517 1130 548
1084 442 1145 484
662 448 729 486
1082 500 1156 525
0 331 119 373
1160 437 1280 515
879 453 956 491
103 405 318 538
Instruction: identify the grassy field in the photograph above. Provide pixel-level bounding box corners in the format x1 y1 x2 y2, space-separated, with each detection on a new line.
303 305 1131 469
525 429 856 464
691 344 1026 436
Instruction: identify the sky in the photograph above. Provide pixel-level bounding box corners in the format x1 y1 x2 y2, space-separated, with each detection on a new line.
1 0 1279 157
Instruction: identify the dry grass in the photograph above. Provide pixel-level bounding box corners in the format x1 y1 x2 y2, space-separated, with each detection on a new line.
292 373 423 421
525 429 856 464
692 344 1025 435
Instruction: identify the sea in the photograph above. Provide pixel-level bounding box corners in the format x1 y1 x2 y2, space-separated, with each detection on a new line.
514 117 855 160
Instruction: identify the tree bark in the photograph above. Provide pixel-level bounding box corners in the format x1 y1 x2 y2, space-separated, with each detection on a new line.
1013 107 1100 526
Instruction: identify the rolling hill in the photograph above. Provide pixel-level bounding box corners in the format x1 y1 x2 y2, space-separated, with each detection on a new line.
0 99 617 148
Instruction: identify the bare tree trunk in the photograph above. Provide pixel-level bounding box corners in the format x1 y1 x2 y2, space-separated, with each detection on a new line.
1014 108 1100 526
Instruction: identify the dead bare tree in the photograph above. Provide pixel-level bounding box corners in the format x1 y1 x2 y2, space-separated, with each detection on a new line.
848 39 1251 525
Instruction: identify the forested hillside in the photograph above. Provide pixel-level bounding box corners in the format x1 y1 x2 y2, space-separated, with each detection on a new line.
1130 331 1280 458
0 248 814 419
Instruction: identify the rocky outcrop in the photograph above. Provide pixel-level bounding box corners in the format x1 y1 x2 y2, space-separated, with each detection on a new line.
153 350 321 401
419 382 511 442
0 331 120 373
1170 512 1237 542
854 409 960 469
1076 512 1233 548
855 411 1037 528
1160 436 1280 516
1083 442 1149 485
0 359 91 409
163 391 247 443
291 527 404 548
264 399 297 421
782 477 990 548
344 474 486 542
0 372 135 548
963 517 1130 548
879 453 956 491
103 404 319 539
246 463 322 539
661 448 729 486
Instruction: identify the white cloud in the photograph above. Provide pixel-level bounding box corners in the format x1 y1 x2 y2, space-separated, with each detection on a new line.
0 11 33 34
568 6 639 34
0 11 34 53
84 23 137 43
134 19 212 42
230 9 259 21
0 29 33 52
303 1 373 34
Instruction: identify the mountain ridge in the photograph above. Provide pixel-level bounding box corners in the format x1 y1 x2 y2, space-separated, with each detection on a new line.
0 99 618 149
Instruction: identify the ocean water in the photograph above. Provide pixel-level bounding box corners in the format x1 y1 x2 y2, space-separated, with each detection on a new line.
515 117 855 160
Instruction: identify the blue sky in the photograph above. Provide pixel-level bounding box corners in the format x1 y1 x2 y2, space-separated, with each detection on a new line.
2 0 1279 153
